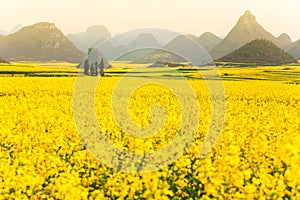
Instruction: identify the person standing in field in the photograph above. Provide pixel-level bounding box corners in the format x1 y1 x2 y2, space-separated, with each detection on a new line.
99 58 105 76
84 59 89 75
90 63 95 76
95 61 98 76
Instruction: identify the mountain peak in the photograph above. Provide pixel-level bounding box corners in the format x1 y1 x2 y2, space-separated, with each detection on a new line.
0 22 85 62
86 25 110 35
67 25 111 53
31 22 56 30
198 32 222 51
210 10 284 59
238 10 256 24
277 33 292 46
127 33 161 49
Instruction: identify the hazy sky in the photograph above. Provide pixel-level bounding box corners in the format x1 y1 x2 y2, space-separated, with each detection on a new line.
2 0 300 41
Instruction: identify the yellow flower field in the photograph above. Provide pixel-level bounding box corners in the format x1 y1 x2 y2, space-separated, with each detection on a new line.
0 65 300 199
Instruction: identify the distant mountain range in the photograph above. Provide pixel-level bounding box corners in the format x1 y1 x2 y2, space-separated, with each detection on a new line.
217 39 297 65
115 33 162 61
0 22 85 62
92 10 299 64
0 10 299 64
96 32 213 65
67 25 111 53
96 29 179 61
142 35 213 65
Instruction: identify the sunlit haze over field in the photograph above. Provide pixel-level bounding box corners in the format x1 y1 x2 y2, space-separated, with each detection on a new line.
2 0 300 40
